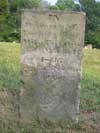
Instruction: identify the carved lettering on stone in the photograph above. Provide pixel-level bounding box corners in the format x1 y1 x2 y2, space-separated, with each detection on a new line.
21 10 85 123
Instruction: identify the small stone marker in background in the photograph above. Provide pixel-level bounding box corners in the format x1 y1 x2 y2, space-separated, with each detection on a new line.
21 10 85 126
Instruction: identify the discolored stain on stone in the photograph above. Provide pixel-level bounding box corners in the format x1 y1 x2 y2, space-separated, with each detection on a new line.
21 10 85 125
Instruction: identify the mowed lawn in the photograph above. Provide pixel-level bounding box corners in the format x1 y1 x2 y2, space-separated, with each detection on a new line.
0 42 100 113
0 43 100 132
81 48 100 112
0 43 20 90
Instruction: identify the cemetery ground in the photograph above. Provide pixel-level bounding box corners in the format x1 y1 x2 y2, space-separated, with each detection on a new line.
0 43 100 132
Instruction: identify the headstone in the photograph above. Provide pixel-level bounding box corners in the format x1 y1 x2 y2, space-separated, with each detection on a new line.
21 10 85 125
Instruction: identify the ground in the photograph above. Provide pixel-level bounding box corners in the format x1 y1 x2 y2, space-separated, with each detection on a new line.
0 43 100 132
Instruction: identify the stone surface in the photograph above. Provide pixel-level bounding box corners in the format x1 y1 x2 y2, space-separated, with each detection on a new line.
21 10 85 123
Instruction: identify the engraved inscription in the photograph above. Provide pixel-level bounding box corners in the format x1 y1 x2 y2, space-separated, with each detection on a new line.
21 10 85 123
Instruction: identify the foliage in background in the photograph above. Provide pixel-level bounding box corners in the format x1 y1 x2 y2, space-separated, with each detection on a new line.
56 0 80 11
54 0 100 48
0 0 100 48
80 0 100 48
0 0 42 42
0 0 8 41
0 0 8 22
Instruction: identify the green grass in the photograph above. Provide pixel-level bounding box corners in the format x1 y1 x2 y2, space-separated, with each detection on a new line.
0 43 100 112
0 43 100 132
0 42 20 90
81 49 100 112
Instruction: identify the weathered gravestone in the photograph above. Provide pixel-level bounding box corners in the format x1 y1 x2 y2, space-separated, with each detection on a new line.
21 10 85 125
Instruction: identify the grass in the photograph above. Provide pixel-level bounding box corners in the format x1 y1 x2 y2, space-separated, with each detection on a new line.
0 43 100 132
0 42 20 90
81 49 100 112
